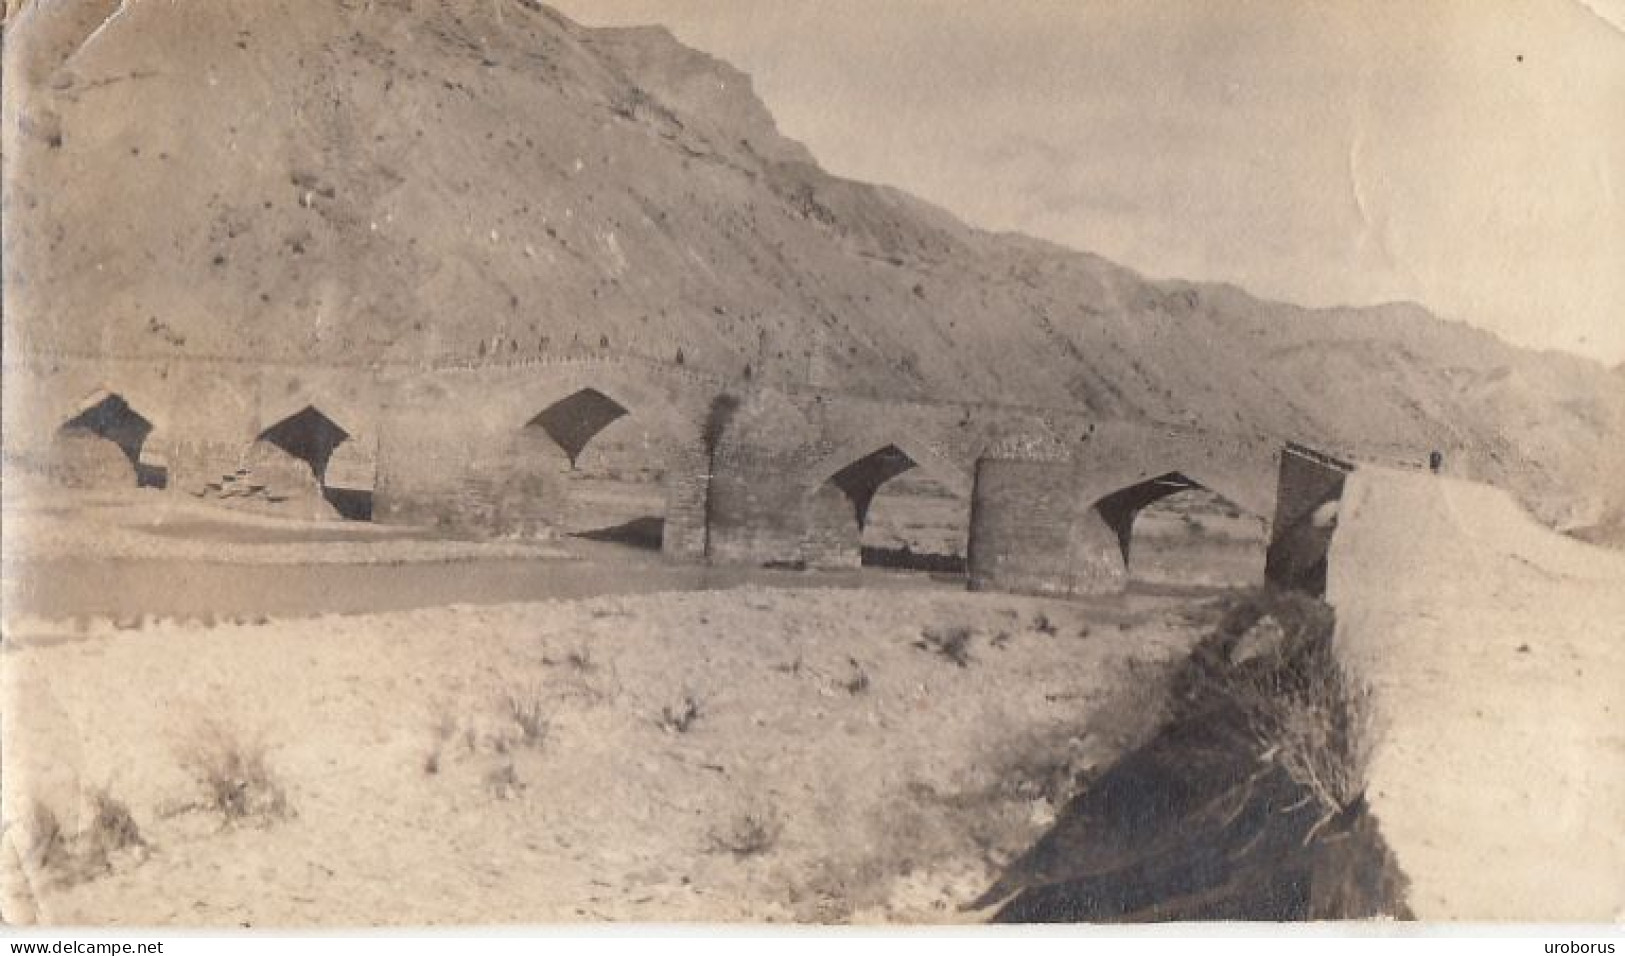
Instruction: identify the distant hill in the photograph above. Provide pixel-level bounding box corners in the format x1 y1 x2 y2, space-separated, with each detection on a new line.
4 0 1622 527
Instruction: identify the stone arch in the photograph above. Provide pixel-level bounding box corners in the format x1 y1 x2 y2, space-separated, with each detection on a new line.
239 404 359 519
55 385 168 434
1081 463 1274 589
807 435 973 502
504 379 693 547
257 388 371 445
251 388 380 519
255 405 350 485
501 367 686 425
525 387 632 469
52 388 162 488
503 376 690 460
803 438 974 570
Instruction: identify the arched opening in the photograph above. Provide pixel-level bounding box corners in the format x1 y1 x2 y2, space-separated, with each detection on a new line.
527 388 630 469
860 468 969 574
807 444 968 572
259 406 349 484
54 392 164 488
832 443 918 529
1091 472 1267 590
240 405 369 519
522 387 665 550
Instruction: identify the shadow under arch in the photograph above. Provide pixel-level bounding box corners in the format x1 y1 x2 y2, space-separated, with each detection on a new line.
247 404 371 520
804 439 973 571
53 388 166 488
1087 470 1267 589
526 387 632 470
511 383 687 550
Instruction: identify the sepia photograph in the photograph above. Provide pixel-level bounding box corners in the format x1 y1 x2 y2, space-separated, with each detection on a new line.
0 0 1621 940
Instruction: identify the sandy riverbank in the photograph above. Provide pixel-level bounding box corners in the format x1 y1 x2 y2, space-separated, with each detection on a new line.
2 586 1209 926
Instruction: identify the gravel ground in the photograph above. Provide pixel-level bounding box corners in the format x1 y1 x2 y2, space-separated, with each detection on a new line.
1 587 1208 926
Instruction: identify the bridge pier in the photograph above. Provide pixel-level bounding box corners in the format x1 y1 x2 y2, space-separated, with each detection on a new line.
1263 443 1355 596
660 445 711 561
966 458 1130 596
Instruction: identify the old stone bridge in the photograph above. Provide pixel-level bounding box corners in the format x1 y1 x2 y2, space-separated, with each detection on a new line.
4 350 1371 596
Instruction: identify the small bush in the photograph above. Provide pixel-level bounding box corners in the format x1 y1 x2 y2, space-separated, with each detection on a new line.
23 801 68 873
1249 653 1378 826
1171 588 1379 827
710 809 782 858
841 658 871 695
178 721 290 825
914 626 974 667
1032 613 1058 636
425 711 459 774
658 694 703 734
21 791 146 886
85 789 144 854
502 688 551 749
484 761 523 800
72 789 146 877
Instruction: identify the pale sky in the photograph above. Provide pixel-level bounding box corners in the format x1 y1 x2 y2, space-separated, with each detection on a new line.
551 0 1625 365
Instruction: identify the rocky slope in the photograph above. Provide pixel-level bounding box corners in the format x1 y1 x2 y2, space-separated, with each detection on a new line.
4 0 1621 524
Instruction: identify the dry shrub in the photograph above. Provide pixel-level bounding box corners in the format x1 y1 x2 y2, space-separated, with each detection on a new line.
657 694 703 734
427 688 550 773
484 761 523 801
914 625 974 667
564 647 594 672
1257 658 1378 826
178 720 291 825
709 808 782 858
424 710 460 775
84 789 145 855
1171 589 1380 828
22 801 68 874
74 789 147 877
21 791 146 886
501 687 551 749
840 658 871 695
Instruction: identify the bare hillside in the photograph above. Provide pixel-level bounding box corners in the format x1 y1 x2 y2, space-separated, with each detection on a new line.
4 0 1621 524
